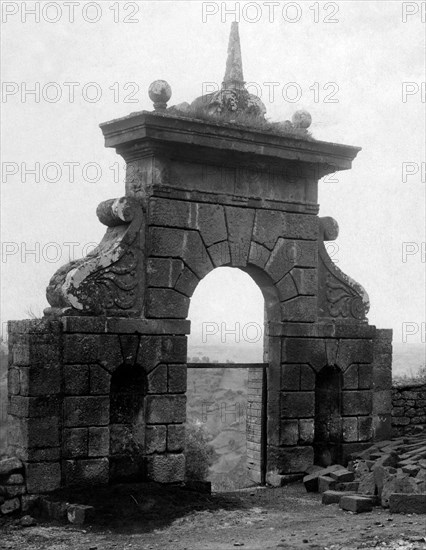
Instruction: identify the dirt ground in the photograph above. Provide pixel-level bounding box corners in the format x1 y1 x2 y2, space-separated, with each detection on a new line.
0 482 425 550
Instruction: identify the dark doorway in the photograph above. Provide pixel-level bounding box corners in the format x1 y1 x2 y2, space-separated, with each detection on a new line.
109 364 145 482
314 365 343 466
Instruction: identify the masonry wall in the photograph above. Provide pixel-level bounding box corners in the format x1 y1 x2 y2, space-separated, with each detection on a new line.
392 383 426 436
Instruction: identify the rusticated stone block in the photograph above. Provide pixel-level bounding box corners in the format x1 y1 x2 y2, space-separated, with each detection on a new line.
208 241 230 267
281 296 317 322
145 395 186 424
249 241 271 269
63 458 109 486
167 424 185 452
64 397 109 427
88 427 110 457
89 365 111 395
63 428 88 458
280 420 299 446
19 364 61 397
268 445 314 474
147 453 185 483
300 365 315 390
358 416 373 441
64 365 89 395
342 391 372 416
63 334 101 364
175 267 199 297
286 213 319 240
147 257 183 287
7 368 20 395
358 364 373 389
225 206 255 267
25 462 61 493
150 227 213 279
197 203 227 246
146 288 190 319
343 365 358 390
281 364 300 390
147 364 168 393
168 364 187 393
337 339 373 370
281 392 314 418
282 338 326 371
252 209 286 250
373 390 391 415
137 335 187 371
291 268 317 296
8 395 60 418
342 417 358 442
299 419 314 444
146 425 167 454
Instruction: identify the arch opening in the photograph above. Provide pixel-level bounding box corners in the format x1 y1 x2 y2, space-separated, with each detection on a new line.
186 267 270 490
314 365 343 466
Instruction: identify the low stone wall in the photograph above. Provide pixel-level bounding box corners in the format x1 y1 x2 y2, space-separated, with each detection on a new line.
392 383 426 436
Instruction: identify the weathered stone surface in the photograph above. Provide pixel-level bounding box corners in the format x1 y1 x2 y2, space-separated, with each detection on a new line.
4 473 24 485
389 493 426 514
174 267 199 297
89 365 111 395
252 209 286 249
25 462 61 493
145 395 186 424
63 428 88 458
318 475 336 493
299 419 314 444
0 484 26 498
168 364 187 393
146 288 190 319
322 490 355 504
88 427 110 457
147 257 183 287
146 425 167 454
281 392 314 418
167 424 185 452
291 268 317 296
225 206 255 266
280 420 299 446
281 296 317 322
340 495 373 513
64 365 89 395
20 515 37 527
19 364 61 397
329 469 354 482
147 364 168 393
64 397 109 427
147 454 185 483
342 391 372 416
268 446 314 474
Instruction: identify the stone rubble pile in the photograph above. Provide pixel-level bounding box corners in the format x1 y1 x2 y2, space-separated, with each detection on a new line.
304 433 426 514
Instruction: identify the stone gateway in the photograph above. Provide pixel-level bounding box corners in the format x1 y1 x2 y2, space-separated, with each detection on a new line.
7 23 392 493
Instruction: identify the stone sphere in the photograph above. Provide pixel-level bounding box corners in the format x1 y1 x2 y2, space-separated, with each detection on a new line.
148 80 172 105
292 109 312 129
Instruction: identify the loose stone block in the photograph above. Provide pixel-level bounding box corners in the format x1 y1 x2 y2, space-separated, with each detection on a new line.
25 462 61 493
318 476 336 493
67 504 95 525
147 453 185 483
335 481 360 491
322 490 355 504
64 396 109 427
340 495 373 513
145 394 186 424
329 469 355 482
389 493 426 514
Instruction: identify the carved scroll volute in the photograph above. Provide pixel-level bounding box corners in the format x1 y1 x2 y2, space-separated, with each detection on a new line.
45 197 144 317
318 217 370 321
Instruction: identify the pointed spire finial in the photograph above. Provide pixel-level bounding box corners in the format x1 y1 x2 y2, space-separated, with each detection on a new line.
222 22 245 90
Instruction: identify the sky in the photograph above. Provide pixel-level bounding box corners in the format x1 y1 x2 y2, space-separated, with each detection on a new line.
1 1 425 351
